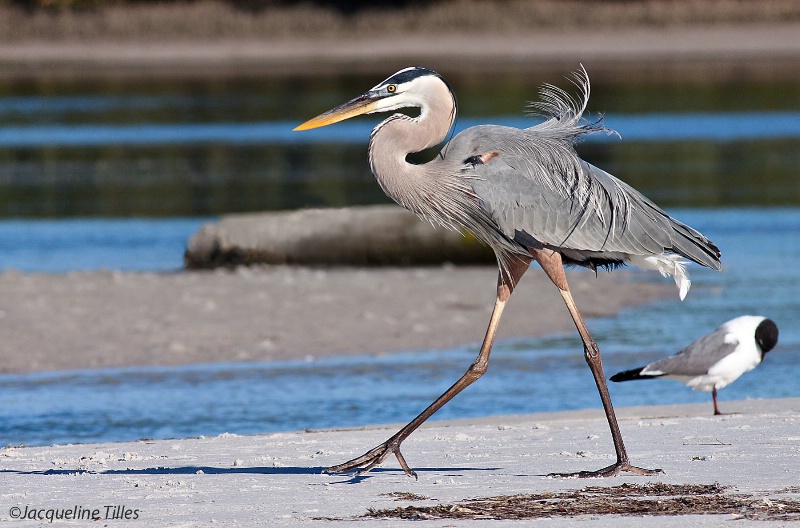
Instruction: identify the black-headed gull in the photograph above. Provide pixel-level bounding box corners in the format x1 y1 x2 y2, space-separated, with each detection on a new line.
611 316 779 415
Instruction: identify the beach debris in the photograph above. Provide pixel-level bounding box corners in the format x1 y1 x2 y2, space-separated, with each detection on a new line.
361 483 800 520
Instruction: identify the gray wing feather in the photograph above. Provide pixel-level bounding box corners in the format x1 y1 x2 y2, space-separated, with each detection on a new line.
453 124 719 269
644 329 739 376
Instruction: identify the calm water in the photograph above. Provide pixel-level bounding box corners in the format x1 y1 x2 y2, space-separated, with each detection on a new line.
0 218 207 272
0 68 799 446
1 70 799 217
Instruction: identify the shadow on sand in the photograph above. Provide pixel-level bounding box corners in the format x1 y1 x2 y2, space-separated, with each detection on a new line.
2 465 499 483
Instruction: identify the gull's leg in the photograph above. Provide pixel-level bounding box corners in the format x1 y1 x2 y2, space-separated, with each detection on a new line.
712 388 722 415
530 248 661 478
326 255 531 478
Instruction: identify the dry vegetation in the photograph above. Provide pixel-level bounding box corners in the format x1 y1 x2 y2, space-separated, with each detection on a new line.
358 483 800 521
1 0 799 43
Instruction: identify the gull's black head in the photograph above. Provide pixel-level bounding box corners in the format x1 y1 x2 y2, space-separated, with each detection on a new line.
755 318 779 355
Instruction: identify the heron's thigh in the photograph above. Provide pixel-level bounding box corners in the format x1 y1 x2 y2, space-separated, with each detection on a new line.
529 248 568 291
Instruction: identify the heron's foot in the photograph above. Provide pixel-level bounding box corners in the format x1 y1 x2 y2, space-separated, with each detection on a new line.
325 438 417 479
550 461 662 479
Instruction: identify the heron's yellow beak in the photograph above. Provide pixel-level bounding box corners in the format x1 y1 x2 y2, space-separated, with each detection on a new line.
293 94 379 131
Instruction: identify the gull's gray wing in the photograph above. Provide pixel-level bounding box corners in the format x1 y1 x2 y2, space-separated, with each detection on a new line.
642 328 739 377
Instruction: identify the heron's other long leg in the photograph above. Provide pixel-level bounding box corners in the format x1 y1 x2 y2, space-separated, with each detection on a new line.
325 255 531 478
530 248 661 478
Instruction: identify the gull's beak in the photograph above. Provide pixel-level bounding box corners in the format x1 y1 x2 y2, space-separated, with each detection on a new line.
293 93 379 131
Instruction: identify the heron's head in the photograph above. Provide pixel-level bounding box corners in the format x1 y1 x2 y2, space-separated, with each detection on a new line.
294 67 453 131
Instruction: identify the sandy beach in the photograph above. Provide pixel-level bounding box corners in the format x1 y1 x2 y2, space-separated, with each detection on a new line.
0 265 669 373
2 398 799 526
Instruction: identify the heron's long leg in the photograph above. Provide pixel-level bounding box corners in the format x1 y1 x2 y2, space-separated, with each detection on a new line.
325 255 531 478
530 248 661 478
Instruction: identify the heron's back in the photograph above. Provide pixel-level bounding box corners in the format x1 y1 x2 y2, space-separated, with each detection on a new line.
446 125 721 271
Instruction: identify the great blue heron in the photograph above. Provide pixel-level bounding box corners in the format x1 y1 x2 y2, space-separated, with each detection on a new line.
612 316 778 415
294 66 721 478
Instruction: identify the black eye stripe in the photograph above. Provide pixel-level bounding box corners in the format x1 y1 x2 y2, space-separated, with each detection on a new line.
389 67 436 84
378 67 452 98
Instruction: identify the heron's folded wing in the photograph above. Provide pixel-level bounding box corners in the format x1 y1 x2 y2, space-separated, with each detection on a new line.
469 148 720 269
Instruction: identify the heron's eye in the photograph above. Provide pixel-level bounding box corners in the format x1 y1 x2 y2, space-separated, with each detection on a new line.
386 85 397 93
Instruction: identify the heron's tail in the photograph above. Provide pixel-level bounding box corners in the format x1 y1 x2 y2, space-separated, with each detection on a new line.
669 219 722 272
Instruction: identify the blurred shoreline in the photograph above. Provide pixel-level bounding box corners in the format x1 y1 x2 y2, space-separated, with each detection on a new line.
0 1 799 78
4 28 800 79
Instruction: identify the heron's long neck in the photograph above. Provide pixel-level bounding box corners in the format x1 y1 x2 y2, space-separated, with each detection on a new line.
368 95 456 223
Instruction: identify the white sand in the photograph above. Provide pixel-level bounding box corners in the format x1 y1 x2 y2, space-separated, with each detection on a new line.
2 398 798 526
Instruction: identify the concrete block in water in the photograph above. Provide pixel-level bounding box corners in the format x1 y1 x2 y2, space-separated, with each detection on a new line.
184 205 494 268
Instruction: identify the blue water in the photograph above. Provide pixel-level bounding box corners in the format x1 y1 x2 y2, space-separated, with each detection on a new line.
1 112 799 147
1 88 798 147
0 218 208 272
0 207 797 447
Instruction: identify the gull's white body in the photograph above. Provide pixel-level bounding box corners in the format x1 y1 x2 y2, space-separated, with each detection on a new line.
612 316 779 414
644 316 772 392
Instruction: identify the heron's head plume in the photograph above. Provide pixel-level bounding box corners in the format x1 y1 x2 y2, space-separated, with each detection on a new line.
293 67 453 131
